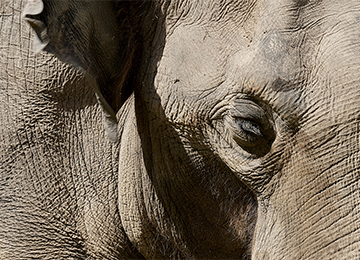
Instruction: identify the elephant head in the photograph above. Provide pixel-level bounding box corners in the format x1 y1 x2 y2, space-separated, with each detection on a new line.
22 0 360 259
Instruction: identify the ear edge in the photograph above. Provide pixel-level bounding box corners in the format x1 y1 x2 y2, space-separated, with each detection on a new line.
22 0 49 53
85 74 119 143
22 0 44 16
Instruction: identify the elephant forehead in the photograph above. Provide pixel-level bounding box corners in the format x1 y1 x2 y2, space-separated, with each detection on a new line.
154 0 360 120
153 3 259 119
158 25 225 91
298 1 360 133
165 0 258 28
153 1 304 122
153 0 259 99
152 31 229 128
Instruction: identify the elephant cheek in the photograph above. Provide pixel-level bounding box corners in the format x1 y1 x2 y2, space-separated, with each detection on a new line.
252 135 360 259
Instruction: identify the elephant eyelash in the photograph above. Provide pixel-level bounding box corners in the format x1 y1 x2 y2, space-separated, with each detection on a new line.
217 98 276 157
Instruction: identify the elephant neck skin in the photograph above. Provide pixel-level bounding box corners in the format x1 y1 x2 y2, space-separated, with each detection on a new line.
117 93 257 259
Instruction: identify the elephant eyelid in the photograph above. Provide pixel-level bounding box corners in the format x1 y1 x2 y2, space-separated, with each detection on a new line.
231 99 268 122
225 115 266 147
223 98 276 156
234 118 263 138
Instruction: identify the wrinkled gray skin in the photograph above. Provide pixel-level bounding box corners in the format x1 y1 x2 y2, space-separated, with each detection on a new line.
1 0 360 259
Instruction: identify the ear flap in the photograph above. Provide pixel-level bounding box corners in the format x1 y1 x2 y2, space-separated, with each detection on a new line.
22 0 143 142
86 74 118 143
22 0 49 53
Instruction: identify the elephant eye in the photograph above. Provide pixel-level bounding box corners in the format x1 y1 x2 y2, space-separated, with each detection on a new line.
224 98 276 157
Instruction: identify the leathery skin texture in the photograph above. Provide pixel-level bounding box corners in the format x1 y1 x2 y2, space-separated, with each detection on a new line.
1 0 360 259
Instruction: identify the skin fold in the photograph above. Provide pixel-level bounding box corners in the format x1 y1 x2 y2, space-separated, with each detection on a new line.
1 0 360 259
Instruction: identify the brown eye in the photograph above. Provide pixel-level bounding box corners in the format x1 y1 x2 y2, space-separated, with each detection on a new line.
224 98 276 157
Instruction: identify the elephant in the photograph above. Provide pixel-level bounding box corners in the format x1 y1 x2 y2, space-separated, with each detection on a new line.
1 0 360 259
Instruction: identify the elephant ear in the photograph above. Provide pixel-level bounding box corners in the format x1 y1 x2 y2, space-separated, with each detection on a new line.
22 0 49 53
22 0 142 143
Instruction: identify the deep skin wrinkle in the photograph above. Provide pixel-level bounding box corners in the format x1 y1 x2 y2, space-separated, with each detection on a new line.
2 0 360 259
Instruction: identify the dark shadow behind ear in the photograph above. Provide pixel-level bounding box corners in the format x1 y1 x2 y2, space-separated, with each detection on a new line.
22 0 147 142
